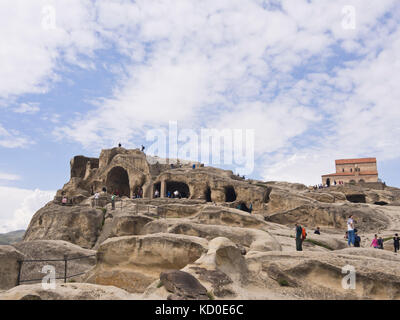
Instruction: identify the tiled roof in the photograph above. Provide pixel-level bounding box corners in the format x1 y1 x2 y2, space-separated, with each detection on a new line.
335 158 377 165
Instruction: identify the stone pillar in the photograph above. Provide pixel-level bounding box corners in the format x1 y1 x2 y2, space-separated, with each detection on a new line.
161 180 166 198
143 183 152 199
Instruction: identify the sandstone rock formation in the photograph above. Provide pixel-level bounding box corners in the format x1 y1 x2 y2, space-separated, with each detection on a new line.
13 240 96 284
4 147 400 300
160 270 209 300
0 283 138 300
0 245 24 290
24 203 104 249
84 233 208 293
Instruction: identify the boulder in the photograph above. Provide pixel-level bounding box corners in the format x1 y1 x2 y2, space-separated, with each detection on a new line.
166 222 281 252
160 270 209 300
0 283 138 300
0 245 24 290
109 215 154 237
246 250 400 299
184 237 248 299
24 202 105 249
85 233 208 293
13 240 96 284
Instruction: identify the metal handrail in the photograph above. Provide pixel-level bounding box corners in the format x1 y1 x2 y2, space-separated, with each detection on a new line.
17 254 96 285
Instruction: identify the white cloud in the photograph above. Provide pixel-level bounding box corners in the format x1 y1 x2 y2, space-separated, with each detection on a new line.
0 172 20 181
55 0 400 185
13 103 40 114
0 124 31 148
2 0 400 185
0 186 55 234
0 0 102 100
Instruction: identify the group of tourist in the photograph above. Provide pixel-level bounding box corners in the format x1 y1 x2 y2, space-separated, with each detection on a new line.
312 180 345 190
117 142 145 152
132 187 143 199
296 215 400 253
154 189 184 198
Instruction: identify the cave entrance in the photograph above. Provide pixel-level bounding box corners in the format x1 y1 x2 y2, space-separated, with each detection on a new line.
106 166 130 197
237 202 250 213
204 187 212 202
153 182 161 197
346 194 366 203
224 186 237 202
374 201 388 206
166 181 190 198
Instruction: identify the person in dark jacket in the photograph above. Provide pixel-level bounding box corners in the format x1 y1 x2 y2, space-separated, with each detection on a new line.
295 223 303 251
377 237 384 250
354 230 361 247
314 227 321 235
394 234 400 253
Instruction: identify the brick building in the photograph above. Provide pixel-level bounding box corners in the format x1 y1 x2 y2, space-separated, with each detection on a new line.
322 158 379 185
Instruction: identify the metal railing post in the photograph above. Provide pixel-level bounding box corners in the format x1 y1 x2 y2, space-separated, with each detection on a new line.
64 255 68 283
17 260 22 286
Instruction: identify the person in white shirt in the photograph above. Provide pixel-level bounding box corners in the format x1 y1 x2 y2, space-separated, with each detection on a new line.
154 190 160 198
94 192 100 207
347 215 355 246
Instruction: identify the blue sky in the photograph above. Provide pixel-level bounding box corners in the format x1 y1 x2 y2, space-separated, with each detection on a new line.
1 0 400 232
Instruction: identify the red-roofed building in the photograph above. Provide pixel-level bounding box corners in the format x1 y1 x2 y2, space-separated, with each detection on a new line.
322 158 379 185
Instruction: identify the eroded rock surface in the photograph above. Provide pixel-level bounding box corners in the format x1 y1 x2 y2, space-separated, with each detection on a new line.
0 245 24 290
24 203 104 249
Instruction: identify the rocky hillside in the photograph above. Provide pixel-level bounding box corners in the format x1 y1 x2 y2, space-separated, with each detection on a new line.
0 230 25 245
2 150 400 300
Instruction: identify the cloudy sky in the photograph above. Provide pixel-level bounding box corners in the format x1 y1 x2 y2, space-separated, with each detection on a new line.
1 0 400 233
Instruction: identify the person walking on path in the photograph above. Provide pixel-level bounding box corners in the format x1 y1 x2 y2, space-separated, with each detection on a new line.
295 223 303 251
371 234 379 249
111 194 116 210
347 215 355 247
394 234 400 253
378 236 384 250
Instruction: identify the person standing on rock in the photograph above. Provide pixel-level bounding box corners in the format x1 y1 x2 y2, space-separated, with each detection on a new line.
94 192 100 207
347 215 355 247
371 234 379 249
394 234 400 253
111 194 116 210
378 236 384 250
295 223 303 251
